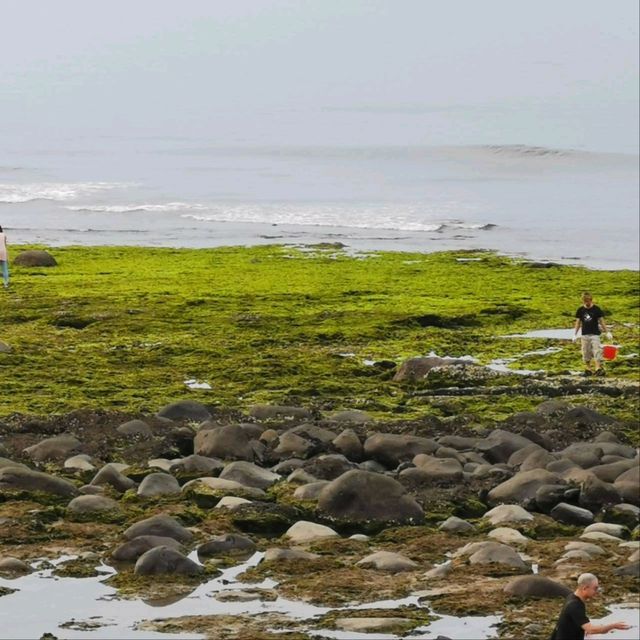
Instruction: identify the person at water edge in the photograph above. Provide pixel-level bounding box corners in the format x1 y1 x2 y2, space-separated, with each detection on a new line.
573 291 610 377
549 573 631 640
0 225 8 288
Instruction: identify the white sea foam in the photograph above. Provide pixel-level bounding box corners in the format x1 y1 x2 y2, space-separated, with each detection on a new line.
0 182 124 204
67 202 208 213
178 204 495 233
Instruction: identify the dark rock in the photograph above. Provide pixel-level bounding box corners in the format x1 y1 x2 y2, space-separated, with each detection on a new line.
197 533 256 558
364 433 438 468
134 546 202 576
23 434 81 463
302 454 357 480
550 502 594 526
535 484 567 512
194 425 254 461
219 461 281 489
123 515 193 543
613 561 640 578
477 430 535 464
332 429 364 461
90 464 135 493
137 472 181 498
504 575 571 598
317 469 424 525
230 502 301 536
116 419 153 438
111 536 184 562
157 400 211 422
487 469 561 507
0 467 78 497
170 454 224 477
392 356 472 382
602 503 640 529
614 466 640 506
579 474 621 512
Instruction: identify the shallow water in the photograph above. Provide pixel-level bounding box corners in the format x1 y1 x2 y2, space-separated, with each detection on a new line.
0 553 501 639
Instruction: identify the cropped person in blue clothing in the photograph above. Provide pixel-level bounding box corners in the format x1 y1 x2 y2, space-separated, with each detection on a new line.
549 573 630 640
573 291 610 377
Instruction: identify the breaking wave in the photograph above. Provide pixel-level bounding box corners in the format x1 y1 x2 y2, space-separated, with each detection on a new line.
0 182 125 204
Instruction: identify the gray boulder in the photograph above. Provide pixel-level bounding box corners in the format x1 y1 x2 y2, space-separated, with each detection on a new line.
467 542 528 570
439 516 474 533
614 466 640 506
0 467 77 497
477 430 536 464
123 514 192 543
170 454 224 477
137 472 181 498
487 469 561 506
23 434 81 462
364 433 438 468
112 536 184 562
302 454 357 480
504 575 571 598
392 356 471 382
219 461 280 489
134 546 202 575
194 425 254 461
332 429 364 461
550 502 594 526
356 551 418 572
579 474 621 511
197 534 256 558
117 419 153 438
157 400 211 422
90 464 135 493
318 469 424 524
67 495 121 514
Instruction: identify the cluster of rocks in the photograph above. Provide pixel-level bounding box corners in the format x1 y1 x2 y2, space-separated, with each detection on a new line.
0 398 638 640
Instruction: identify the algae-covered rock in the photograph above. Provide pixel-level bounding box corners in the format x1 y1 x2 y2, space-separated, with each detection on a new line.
117 419 153 438
0 467 78 497
13 250 57 267
67 495 121 515
231 502 301 536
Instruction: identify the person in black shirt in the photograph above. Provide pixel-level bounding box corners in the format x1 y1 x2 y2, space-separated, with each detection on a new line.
573 291 610 377
550 573 631 639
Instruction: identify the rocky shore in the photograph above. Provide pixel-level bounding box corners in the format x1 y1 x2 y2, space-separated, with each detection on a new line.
1 397 638 639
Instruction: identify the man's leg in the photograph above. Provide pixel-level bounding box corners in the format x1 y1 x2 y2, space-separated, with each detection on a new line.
592 336 604 376
581 336 594 375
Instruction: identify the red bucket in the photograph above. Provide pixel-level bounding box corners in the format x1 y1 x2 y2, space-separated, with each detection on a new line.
602 344 618 361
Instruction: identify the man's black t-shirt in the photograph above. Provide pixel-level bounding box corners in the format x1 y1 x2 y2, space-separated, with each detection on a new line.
550 594 589 640
575 305 604 336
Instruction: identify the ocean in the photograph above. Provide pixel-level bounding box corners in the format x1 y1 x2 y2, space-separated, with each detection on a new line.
1 137 638 270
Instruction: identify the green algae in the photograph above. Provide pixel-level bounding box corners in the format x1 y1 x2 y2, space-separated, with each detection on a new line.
0 245 636 422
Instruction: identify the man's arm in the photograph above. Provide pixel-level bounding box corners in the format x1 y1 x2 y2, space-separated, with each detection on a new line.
583 621 631 634
573 318 582 339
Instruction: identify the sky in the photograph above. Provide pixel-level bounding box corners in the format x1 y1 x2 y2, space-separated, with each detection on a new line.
1 0 638 151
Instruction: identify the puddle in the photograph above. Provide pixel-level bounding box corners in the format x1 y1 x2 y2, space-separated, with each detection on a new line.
589 604 640 639
0 553 501 639
503 328 575 340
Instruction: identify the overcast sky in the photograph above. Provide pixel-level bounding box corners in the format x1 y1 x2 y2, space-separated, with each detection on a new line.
1 0 638 151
